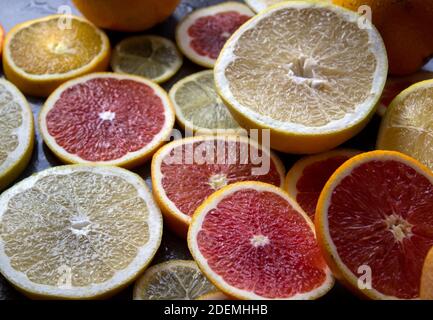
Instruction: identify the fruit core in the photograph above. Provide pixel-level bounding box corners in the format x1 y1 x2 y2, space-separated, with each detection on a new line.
385 214 413 242
286 56 327 89
208 173 228 190
250 234 270 247
70 215 92 237
99 111 116 121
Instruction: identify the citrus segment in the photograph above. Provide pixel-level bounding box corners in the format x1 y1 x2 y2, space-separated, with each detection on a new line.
0 79 34 191
377 70 433 116
377 79 433 171
421 247 433 300
39 73 175 168
316 151 433 299
169 70 242 134
0 165 163 299
215 2 387 153
176 2 254 68
151 135 285 237
133 260 216 300
188 182 334 300
111 35 183 84
285 149 360 219
3 15 110 97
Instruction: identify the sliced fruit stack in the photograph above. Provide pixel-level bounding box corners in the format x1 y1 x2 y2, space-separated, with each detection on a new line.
1 0 433 302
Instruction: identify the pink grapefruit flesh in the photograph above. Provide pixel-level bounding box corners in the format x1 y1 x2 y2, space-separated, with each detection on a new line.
189 182 333 300
159 139 283 217
41 73 174 167
318 152 433 299
188 11 251 60
293 154 355 218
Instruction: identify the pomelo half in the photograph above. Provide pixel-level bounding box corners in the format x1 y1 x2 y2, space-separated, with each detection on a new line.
151 135 285 237
188 181 334 300
316 150 433 299
176 2 254 68
285 149 360 219
214 1 388 153
39 73 175 168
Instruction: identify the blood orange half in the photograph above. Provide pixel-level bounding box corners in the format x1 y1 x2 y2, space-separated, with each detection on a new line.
285 149 360 219
39 73 175 168
176 2 254 68
151 135 285 237
188 181 334 300
316 150 433 299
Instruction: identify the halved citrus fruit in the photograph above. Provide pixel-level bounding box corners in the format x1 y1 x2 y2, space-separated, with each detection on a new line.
0 78 34 191
151 135 285 237
285 149 360 219
39 73 175 168
2 15 110 97
188 181 334 300
377 70 433 116
377 79 433 171
169 70 243 134
176 2 254 68
0 23 4 56
316 150 433 299
111 35 183 84
0 165 163 299
421 246 433 300
133 260 216 300
196 291 229 300
214 2 388 154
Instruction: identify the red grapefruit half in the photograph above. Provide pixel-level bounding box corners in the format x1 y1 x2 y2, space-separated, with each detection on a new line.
285 149 360 219
39 73 175 168
151 135 285 238
188 181 334 300
316 150 433 299
176 2 254 68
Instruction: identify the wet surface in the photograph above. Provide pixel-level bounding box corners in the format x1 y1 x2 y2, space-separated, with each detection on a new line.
0 0 412 300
